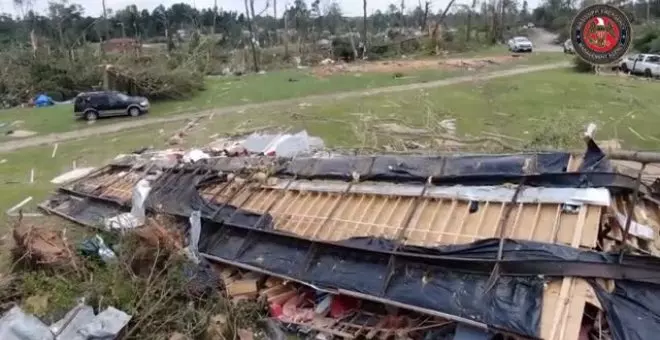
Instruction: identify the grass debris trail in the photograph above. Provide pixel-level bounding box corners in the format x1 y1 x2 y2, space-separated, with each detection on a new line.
0 52 567 139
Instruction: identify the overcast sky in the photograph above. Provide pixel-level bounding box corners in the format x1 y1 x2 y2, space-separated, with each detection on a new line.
0 0 542 18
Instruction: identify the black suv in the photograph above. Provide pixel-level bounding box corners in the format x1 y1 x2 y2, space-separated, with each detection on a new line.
74 91 150 121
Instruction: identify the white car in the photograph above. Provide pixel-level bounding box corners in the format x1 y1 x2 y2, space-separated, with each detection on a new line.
508 36 533 53
619 53 660 77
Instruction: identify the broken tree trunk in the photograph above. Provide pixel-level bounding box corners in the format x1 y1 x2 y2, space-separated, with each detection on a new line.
466 0 477 42
363 0 368 56
283 4 290 60
244 0 260 72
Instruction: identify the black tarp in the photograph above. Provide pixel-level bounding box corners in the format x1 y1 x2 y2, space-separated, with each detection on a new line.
197 219 544 337
593 280 660 340
275 153 572 180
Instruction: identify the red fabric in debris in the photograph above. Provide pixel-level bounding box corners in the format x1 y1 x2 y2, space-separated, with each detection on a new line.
330 295 360 318
269 303 283 318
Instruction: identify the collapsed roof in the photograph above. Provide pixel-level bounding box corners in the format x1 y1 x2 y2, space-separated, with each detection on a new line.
39 134 660 340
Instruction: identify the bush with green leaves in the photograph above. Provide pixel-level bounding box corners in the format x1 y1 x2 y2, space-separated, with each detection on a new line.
633 28 660 53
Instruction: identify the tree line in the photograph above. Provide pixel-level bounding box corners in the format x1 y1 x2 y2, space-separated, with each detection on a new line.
0 0 542 50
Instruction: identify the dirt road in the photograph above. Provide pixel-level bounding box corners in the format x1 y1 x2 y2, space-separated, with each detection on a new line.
0 61 569 153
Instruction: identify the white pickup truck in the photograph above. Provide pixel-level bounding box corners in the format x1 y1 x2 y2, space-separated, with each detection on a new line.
619 54 660 77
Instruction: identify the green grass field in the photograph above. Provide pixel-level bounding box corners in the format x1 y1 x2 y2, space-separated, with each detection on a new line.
3 66 660 218
0 52 567 139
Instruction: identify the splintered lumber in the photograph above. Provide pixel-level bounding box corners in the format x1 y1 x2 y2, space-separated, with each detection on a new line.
227 279 258 297
260 285 290 298
268 290 298 305
264 276 283 288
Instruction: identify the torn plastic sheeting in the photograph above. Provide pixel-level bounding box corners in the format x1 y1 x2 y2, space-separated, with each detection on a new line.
184 210 202 264
144 170 275 227
615 212 655 240
593 280 660 340
182 149 210 163
580 138 613 172
75 307 131 339
242 130 325 157
39 193 125 228
78 235 117 263
198 223 543 337
269 153 647 193
267 181 612 207
144 168 205 218
50 304 95 339
453 324 493 340
279 152 571 180
103 179 150 230
0 306 54 340
0 305 130 340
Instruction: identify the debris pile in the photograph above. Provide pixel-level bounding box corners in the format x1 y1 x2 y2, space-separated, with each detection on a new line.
311 56 514 77
0 303 131 340
10 127 660 339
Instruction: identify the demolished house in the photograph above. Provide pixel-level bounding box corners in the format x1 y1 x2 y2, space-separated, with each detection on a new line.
35 131 660 340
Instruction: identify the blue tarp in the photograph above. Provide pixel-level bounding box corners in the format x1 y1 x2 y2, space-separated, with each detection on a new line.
34 94 54 107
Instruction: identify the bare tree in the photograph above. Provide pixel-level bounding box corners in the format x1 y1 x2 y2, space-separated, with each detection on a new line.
363 0 368 57
244 0 260 72
421 1 430 31
466 0 478 42
283 3 290 59
211 0 217 35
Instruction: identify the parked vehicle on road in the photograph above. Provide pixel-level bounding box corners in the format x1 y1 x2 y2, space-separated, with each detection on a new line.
563 39 574 54
74 91 150 121
619 54 660 77
507 36 534 53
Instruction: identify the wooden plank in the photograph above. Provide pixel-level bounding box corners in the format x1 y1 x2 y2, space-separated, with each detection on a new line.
268 290 298 305
300 193 336 238
290 192 323 234
364 196 390 238
434 199 457 244
227 279 258 297
316 195 350 240
547 207 588 340
472 201 490 242
341 195 376 240
332 194 366 240
508 202 524 238
404 198 430 244
558 280 589 340
260 285 290 298
527 203 542 240
377 196 401 238
420 199 443 246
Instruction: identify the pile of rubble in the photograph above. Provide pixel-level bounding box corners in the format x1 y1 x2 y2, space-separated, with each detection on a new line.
7 128 660 340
